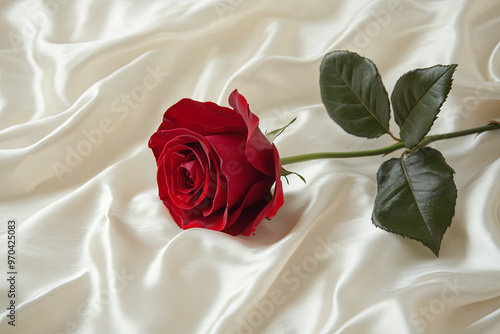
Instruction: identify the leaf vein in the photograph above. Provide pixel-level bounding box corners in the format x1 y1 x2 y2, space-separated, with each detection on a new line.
328 62 390 135
400 157 433 238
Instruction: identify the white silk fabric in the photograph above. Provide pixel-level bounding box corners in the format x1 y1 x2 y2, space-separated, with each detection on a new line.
1 0 500 333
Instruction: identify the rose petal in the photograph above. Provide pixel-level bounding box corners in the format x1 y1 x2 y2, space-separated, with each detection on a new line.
166 150 199 209
228 89 275 177
158 98 246 136
168 201 229 232
205 133 269 209
225 145 284 236
222 200 268 236
221 179 274 235
157 153 170 201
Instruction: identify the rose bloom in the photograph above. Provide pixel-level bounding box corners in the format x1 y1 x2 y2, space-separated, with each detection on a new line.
149 90 283 236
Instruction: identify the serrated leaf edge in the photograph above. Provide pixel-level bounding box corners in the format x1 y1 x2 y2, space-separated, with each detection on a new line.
320 50 392 139
326 53 392 136
396 64 458 148
371 149 457 256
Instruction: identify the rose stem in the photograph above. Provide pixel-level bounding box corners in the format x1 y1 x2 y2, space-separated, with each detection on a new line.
280 123 500 165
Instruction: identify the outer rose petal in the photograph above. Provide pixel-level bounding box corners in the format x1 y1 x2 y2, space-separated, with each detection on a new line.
223 145 284 236
205 133 269 209
229 90 275 177
158 98 246 136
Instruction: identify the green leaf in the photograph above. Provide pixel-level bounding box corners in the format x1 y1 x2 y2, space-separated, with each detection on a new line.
371 148 457 256
281 167 306 184
392 64 457 148
265 118 297 143
319 50 391 138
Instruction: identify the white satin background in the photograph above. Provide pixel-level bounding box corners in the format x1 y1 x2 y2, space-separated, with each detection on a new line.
0 0 499 333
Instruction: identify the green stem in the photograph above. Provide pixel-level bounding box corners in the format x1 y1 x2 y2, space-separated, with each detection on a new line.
280 123 500 166
280 142 404 165
417 123 499 148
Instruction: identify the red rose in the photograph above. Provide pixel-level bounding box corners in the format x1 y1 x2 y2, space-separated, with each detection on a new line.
149 90 284 236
